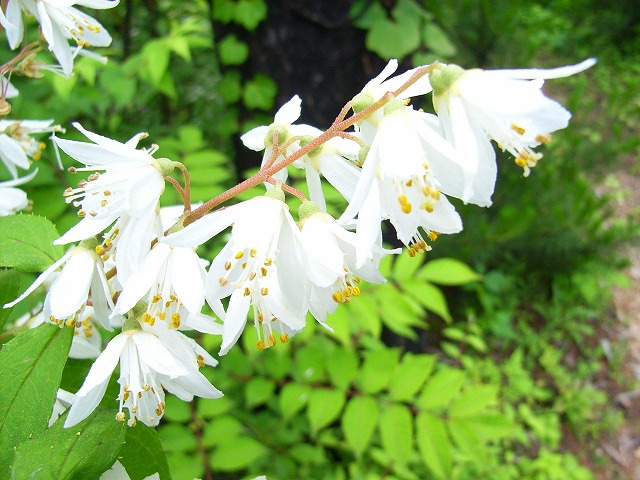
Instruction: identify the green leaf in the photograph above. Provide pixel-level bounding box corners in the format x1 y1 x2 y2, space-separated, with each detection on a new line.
366 18 421 60
218 34 249 65
388 354 436 402
0 215 64 272
209 436 267 471
416 412 452 478
419 258 481 285
307 389 346 434
235 0 268 30
144 39 171 88
158 424 197 452
0 269 20 330
242 74 277 111
325 346 359 390
279 382 311 420
379 403 413 465
11 409 125 480
392 253 423 280
449 385 498 417
119 424 172 480
358 348 401 394
212 0 236 23
422 23 457 57
0 324 72 477
417 368 466 410
245 377 276 408
218 70 243 103
403 281 451 322
341 396 379 457
162 395 191 423
202 416 245 448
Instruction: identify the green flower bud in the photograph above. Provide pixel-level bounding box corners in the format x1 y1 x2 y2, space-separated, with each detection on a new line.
351 92 377 113
265 186 286 202
429 64 465 97
155 157 176 176
265 124 289 147
298 200 321 221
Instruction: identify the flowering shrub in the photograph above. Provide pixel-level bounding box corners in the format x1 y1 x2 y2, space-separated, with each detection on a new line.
0 1 602 478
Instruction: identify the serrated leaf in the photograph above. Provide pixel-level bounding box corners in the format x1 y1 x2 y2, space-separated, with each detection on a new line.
416 412 452 478
388 354 436 402
417 368 466 410
449 385 498 417
11 409 125 480
422 23 456 57
118 424 172 480
326 346 359 390
403 281 451 322
218 34 249 65
379 403 413 465
0 269 20 330
0 324 72 477
0 215 63 272
419 258 481 285
358 348 401 394
245 377 275 408
235 0 267 30
342 396 379 457
307 389 346 434
279 382 311 419
209 436 267 471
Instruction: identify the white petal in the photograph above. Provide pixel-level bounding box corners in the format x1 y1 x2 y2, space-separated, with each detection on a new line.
49 250 95 318
132 332 190 377
170 247 205 313
240 126 269 151
219 289 250 355
274 95 302 124
64 376 110 428
491 58 597 80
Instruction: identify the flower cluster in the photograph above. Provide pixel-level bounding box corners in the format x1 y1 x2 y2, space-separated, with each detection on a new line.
3 56 595 428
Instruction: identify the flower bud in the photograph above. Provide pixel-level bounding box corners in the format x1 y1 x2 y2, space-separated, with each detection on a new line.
429 64 465 97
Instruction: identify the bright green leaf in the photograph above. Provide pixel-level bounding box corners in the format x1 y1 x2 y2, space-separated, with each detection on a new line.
388 354 436 402
119 424 172 480
342 396 379 457
144 40 171 88
307 389 346 434
202 416 245 448
212 0 236 23
417 368 466 410
0 269 19 330
419 258 481 285
422 23 457 57
358 348 401 394
0 215 63 272
325 346 359 390
416 412 452 478
403 281 451 322
209 436 267 471
218 34 249 65
11 409 125 480
366 18 421 60
245 377 275 408
217 70 243 103
243 74 277 111
449 385 498 417
235 0 268 30
162 395 191 423
379 403 413 465
158 424 197 452
279 382 311 419
0 324 72 477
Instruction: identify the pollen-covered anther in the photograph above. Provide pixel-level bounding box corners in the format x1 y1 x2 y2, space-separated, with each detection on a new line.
256 340 266 350
332 291 343 303
171 313 181 328
249 248 257 258
241 262 247 269
89 210 97 217
257 313 264 323
536 133 551 144
428 231 440 241
116 412 125 422
63 187 73 196
151 295 161 303
157 311 166 321
352 286 361 296
103 190 111 196
234 251 244 260
244 287 251 296
95 245 104 255
65 318 75 327
88 173 100 181
142 312 154 324
260 287 269 296
219 277 229 287
249 271 257 281
260 267 267 277
154 407 162 416
196 354 205 368
267 334 276 346
511 123 526 135
68 167 77 174
264 258 273 266
280 333 289 343
224 261 232 271
123 390 130 401
169 294 178 303
406 179 413 187
422 200 435 213
77 209 86 218
142 384 151 392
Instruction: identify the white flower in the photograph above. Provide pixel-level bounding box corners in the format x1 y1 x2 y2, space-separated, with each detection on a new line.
0 169 37 215
4 243 114 329
100 461 159 480
339 104 463 265
0 119 58 178
0 0 119 76
241 95 315 185
54 123 168 281
430 58 596 204
65 322 222 428
49 389 75 427
167 192 308 355
113 240 207 325
299 205 392 326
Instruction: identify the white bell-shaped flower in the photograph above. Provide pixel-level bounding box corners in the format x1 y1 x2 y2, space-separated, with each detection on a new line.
0 169 37 216
0 119 58 178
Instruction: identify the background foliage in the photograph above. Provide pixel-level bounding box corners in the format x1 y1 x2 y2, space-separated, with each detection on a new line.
1 0 639 478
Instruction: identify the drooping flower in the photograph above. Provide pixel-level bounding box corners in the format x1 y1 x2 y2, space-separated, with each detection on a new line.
54 123 170 282
65 317 222 428
4 241 114 329
167 190 308 355
298 202 394 326
0 169 37 215
0 119 59 178
0 0 119 76
429 58 596 205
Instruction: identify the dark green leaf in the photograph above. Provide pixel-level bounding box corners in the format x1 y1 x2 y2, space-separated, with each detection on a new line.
242 74 278 111
0 324 72 477
0 215 63 272
235 0 268 30
218 34 249 65
0 269 20 330
119 424 172 480
11 408 125 480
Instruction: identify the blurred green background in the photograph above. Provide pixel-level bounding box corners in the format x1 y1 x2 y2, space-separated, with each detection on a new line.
2 0 640 478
